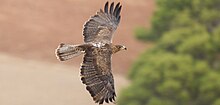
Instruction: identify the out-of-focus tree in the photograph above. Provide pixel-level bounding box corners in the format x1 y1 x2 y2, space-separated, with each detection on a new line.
136 0 220 41
118 0 220 105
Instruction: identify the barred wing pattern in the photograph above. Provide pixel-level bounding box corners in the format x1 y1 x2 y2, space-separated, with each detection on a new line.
80 45 116 104
83 2 122 43
55 1 124 105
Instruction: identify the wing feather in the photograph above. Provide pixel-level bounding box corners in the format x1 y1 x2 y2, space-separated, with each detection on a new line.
116 6 122 19
80 45 116 104
83 1 122 43
113 2 120 16
109 2 114 14
104 2 109 13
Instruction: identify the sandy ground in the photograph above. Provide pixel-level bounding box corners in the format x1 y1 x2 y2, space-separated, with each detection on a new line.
0 0 155 74
0 53 129 105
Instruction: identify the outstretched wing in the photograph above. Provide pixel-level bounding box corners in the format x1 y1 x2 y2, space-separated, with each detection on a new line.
83 2 122 43
80 46 116 104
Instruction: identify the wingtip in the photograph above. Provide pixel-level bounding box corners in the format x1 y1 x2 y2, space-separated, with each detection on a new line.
110 2 114 14
105 1 109 4
114 6 121 20
104 1 122 17
104 1 109 13
116 2 121 7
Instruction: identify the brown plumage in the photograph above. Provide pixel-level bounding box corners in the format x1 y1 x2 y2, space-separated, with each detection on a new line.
55 1 126 105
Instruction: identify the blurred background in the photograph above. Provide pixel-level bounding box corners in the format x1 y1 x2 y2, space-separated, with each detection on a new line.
1 0 220 105
118 0 220 105
0 0 154 105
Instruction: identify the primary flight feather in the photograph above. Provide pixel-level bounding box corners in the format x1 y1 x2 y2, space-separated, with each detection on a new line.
55 1 126 104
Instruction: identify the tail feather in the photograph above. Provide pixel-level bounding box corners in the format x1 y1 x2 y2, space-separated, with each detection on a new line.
55 43 84 61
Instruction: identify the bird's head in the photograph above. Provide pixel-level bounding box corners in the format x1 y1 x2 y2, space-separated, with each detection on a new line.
120 45 127 50
112 45 127 54
116 45 127 51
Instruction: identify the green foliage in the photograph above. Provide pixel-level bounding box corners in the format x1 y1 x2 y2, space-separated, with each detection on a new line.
213 99 220 105
134 27 151 41
119 52 219 105
213 26 220 51
135 0 193 41
135 0 220 41
119 0 220 105
159 23 215 60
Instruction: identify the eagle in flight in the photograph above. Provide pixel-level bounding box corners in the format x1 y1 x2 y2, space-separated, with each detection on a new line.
55 1 126 104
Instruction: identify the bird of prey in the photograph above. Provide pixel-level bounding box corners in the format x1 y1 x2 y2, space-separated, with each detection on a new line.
55 1 126 104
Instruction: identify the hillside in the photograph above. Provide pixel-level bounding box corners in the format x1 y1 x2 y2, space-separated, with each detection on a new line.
0 53 128 105
0 0 155 73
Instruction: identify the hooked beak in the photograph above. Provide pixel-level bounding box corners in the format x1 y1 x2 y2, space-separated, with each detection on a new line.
122 46 127 50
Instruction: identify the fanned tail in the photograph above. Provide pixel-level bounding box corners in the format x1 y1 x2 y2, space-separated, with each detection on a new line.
55 43 84 61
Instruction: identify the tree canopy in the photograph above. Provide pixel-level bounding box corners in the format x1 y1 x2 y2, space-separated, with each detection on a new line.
118 0 220 105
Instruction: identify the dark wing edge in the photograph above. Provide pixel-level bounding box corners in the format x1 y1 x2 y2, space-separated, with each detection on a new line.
83 1 122 43
80 51 116 104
